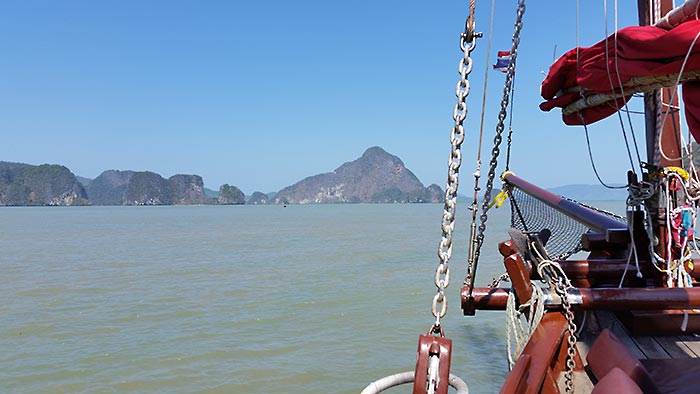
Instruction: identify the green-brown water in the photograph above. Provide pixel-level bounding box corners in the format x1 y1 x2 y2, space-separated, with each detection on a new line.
0 202 622 393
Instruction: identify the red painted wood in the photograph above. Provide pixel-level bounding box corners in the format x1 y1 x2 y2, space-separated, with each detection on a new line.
500 355 531 394
592 368 643 394
587 329 660 393
463 286 700 311
413 334 452 394
504 254 533 306
499 313 568 394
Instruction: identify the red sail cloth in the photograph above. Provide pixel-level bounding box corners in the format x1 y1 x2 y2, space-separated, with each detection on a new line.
540 19 700 141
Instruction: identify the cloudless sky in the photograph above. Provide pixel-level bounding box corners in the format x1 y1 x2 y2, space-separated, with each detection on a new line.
0 1 661 194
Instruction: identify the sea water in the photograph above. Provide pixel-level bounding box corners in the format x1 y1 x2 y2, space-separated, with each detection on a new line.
0 202 623 393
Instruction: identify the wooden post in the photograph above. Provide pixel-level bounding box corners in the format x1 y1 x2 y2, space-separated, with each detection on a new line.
639 0 682 168
638 0 681 280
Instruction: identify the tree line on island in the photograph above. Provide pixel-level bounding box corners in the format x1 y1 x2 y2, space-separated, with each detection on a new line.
0 147 445 206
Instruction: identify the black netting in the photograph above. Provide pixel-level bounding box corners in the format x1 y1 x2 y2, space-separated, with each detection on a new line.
508 187 625 260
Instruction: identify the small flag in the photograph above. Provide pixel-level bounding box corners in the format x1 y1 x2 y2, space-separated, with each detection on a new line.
493 50 510 73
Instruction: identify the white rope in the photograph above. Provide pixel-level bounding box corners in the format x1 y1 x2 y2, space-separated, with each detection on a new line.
533 249 573 289
657 28 700 162
618 222 642 287
601 0 642 172
656 0 700 29
506 284 545 369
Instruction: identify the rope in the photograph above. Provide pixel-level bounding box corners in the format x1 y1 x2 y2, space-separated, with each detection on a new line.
506 284 545 369
360 371 469 394
617 216 642 287
476 0 496 166
657 28 700 162
464 0 494 285
505 73 517 171
561 71 700 117
575 0 580 72
656 0 700 29
582 118 627 189
613 0 644 173
465 0 476 40
603 0 641 174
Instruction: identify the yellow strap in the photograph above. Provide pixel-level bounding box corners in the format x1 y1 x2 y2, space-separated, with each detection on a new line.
488 188 510 209
500 170 515 181
665 166 689 181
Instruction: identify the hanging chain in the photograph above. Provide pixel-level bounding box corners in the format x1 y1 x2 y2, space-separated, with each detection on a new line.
466 0 526 296
432 7 480 332
537 253 578 394
553 278 578 394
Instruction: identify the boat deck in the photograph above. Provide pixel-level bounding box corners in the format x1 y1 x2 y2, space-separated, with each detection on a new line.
578 310 700 361
564 310 700 392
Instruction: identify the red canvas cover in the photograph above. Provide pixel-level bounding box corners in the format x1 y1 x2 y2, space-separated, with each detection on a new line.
540 19 700 141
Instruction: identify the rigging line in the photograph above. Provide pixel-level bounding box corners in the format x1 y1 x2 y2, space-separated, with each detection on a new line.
476 0 497 167
603 0 639 174
582 116 628 189
619 109 646 115
613 0 643 171
505 71 517 170
464 0 495 286
576 0 580 72
657 28 700 162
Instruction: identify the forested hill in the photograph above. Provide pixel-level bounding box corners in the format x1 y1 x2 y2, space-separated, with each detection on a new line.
0 162 88 206
0 147 445 206
274 147 443 204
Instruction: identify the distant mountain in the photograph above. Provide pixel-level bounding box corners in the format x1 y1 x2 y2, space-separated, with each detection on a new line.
76 176 93 188
217 184 245 205
169 174 207 205
87 170 207 205
248 191 270 204
0 161 88 206
274 147 441 204
86 170 135 205
427 184 444 203
546 184 628 201
203 187 219 198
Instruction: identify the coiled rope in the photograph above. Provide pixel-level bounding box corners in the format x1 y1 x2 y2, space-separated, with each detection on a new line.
505 284 545 369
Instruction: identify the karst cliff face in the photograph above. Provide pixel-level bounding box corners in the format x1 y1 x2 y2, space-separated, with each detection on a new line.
0 162 88 206
274 147 441 204
87 170 207 205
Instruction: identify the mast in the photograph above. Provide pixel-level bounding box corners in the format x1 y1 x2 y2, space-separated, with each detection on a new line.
637 0 685 280
638 0 683 168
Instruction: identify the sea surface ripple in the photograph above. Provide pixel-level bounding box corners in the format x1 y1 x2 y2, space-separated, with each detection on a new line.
1 203 569 393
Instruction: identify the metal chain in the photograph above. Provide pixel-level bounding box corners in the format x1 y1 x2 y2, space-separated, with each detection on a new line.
553 279 578 394
467 0 526 296
432 12 479 331
533 244 577 393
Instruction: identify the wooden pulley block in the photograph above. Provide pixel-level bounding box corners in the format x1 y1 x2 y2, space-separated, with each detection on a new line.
412 333 452 394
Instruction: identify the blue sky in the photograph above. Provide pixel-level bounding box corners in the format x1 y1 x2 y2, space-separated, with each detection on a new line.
0 1 652 193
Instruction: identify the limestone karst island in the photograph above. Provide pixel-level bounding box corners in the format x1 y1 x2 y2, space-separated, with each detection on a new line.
0 147 444 206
